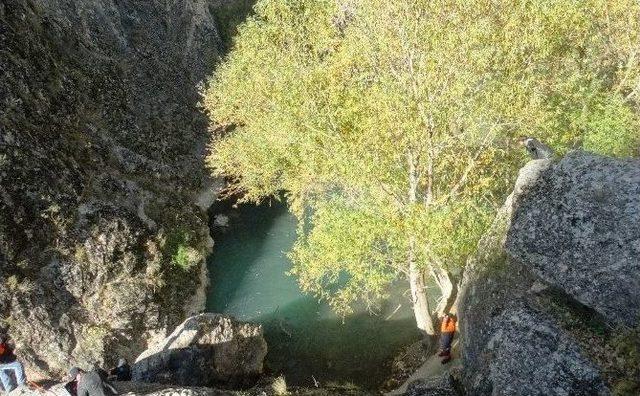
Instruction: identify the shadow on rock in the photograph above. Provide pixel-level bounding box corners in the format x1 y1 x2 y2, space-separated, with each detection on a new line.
132 314 267 390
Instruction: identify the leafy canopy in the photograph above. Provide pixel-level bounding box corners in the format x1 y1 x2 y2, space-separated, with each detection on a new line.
204 0 640 315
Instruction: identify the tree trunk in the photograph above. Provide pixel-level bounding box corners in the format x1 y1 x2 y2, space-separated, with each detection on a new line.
409 246 436 336
407 150 436 336
431 266 458 316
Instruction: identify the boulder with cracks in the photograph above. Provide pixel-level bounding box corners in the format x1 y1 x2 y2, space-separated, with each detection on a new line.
132 314 268 388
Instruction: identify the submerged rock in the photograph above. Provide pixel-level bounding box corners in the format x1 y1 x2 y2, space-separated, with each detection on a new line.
457 152 640 395
132 314 268 388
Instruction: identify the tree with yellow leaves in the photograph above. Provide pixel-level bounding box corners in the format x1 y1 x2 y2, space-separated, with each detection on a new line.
204 0 640 337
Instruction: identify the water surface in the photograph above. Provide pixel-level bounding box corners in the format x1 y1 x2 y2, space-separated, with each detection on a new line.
206 201 421 389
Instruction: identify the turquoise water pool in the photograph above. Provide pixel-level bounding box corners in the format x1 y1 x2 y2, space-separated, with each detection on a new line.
206 201 421 389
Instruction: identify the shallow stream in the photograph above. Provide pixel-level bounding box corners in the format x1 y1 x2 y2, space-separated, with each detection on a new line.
206 200 421 389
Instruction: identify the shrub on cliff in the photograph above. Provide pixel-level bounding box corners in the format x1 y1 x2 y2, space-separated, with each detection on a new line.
204 0 640 335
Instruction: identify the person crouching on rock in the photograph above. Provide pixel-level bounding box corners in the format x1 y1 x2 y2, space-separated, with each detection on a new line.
69 366 118 396
437 313 457 364
0 334 27 393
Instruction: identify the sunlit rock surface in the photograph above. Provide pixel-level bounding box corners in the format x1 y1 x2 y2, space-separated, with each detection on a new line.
506 152 640 326
7 382 239 396
132 314 267 388
458 152 640 395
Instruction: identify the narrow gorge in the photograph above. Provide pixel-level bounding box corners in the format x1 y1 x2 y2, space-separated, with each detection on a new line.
1 1 639 396
206 200 421 389
0 0 424 390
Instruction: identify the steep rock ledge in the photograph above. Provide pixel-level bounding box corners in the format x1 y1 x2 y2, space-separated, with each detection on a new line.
0 0 231 378
7 314 368 395
457 152 640 395
505 153 640 326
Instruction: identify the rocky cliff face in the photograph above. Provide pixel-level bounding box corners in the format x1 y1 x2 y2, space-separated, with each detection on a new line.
0 0 232 379
458 152 640 395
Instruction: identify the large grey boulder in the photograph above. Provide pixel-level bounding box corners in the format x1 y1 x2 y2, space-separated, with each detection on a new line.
458 156 617 395
466 304 608 396
132 314 268 388
506 152 640 326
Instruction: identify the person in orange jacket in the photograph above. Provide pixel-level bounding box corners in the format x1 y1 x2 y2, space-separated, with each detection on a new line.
437 313 456 362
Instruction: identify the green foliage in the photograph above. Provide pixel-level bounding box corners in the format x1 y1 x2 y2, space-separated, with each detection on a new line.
412 201 494 270
612 327 640 395
165 229 200 270
289 198 402 316
205 0 640 317
172 245 194 270
583 95 640 157
213 0 257 50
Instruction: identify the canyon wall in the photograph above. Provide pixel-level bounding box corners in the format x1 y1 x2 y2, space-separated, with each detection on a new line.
0 0 230 378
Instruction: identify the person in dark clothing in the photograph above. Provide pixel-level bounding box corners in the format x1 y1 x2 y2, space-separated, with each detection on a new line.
69 367 117 396
517 136 554 159
109 358 131 382
0 335 26 393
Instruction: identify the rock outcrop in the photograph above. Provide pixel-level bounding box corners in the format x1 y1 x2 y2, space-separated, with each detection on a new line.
402 373 459 396
458 152 640 395
9 382 245 396
506 153 640 326
132 314 268 388
0 0 243 379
